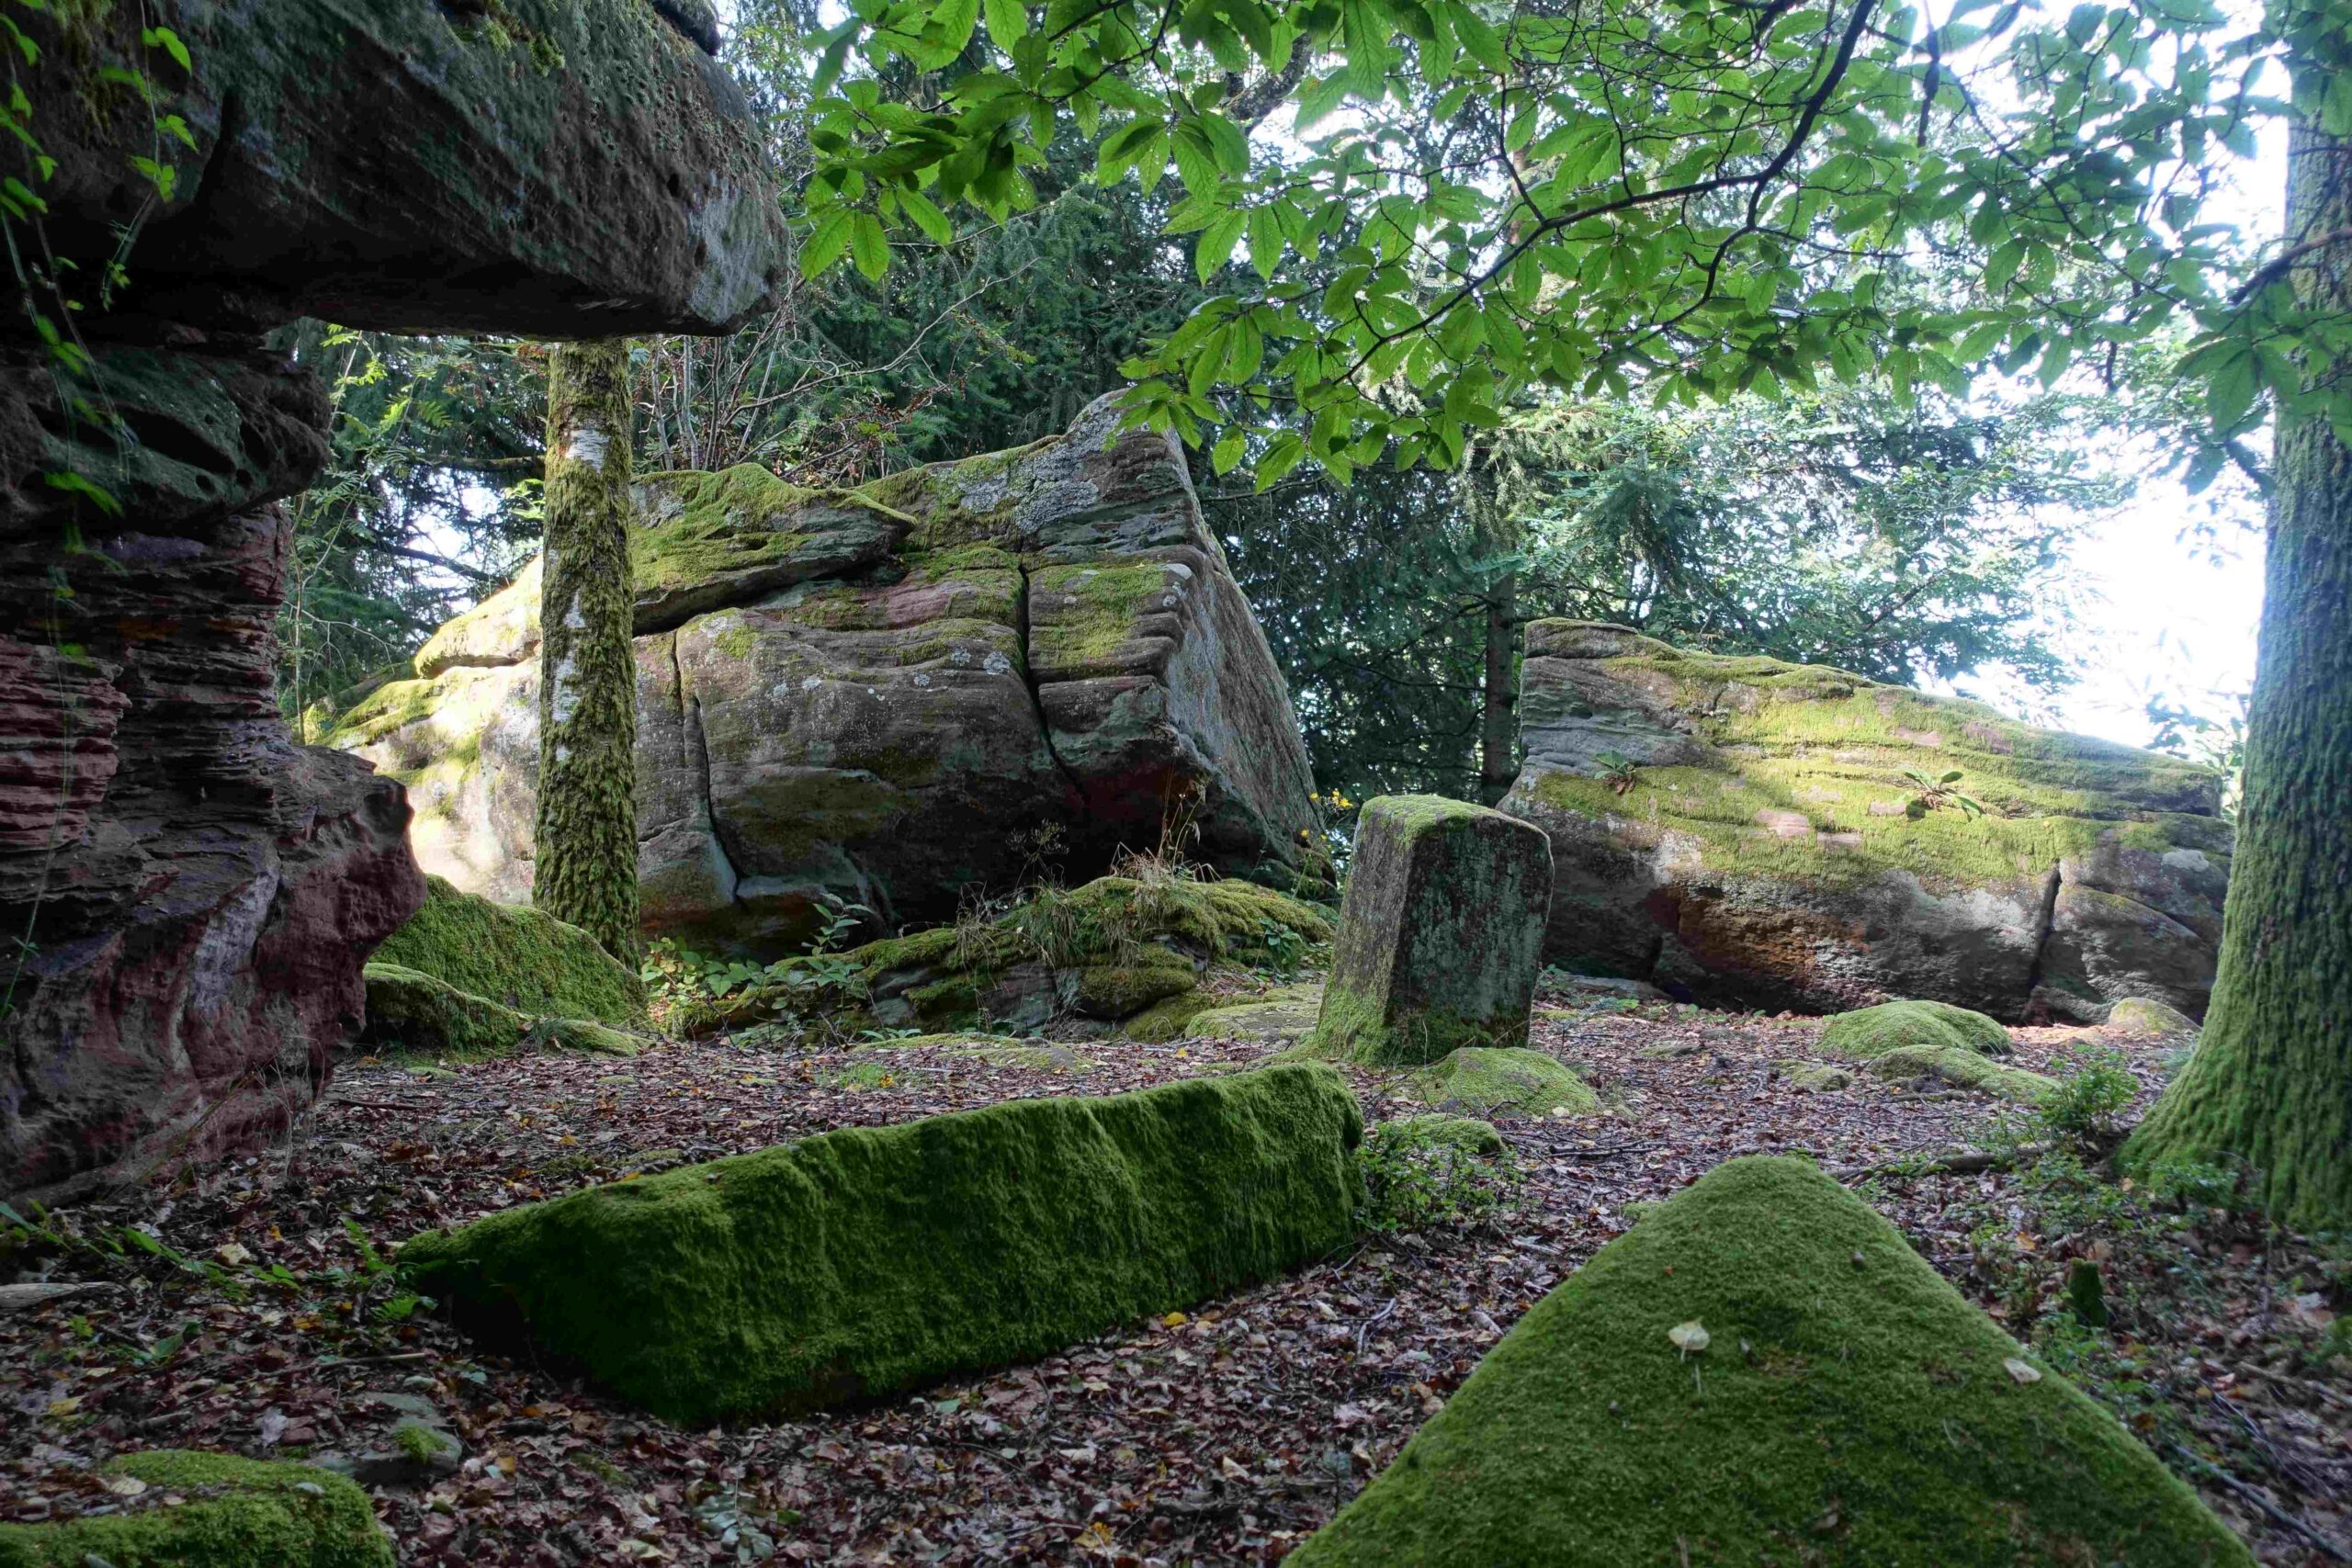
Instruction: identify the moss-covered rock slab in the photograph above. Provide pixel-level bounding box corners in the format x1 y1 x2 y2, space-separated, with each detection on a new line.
1819 999 2012 1060
1501 622 2231 1023
400 1064 1361 1423
1310 796 1552 1065
0 1450 390 1567
1290 1156 2252 1568
1180 984 1326 1043
1866 1043 2054 1102
373 875 645 1028
362 964 640 1061
328 397 1324 954
1413 1047 1596 1118
2107 996 2199 1036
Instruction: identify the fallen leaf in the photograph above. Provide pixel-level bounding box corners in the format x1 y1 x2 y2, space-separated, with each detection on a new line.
2004 1358 2041 1384
1668 1321 1711 1357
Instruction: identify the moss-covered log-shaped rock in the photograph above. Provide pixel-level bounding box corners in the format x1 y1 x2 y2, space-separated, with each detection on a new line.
373 876 645 1029
1290 1156 2251 1568
325 395 1326 953
1818 999 2012 1060
0 1450 390 1567
361 964 642 1060
399 1064 1363 1423
1502 622 2233 1023
679 874 1330 1037
1309 796 1553 1065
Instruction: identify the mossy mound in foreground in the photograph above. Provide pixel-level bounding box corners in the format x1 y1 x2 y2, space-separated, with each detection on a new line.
363 964 642 1060
372 875 647 1027
1289 1156 2251 1568
681 874 1333 1037
1412 1047 1596 1118
1820 999 2013 1060
0 1450 390 1567
400 1063 1361 1424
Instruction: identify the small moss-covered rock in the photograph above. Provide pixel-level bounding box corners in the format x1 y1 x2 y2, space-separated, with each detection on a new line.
374 875 646 1027
1310 795 1553 1065
1182 984 1325 1043
1868 1044 2054 1103
361 964 641 1060
1383 1113 1509 1158
0 1450 391 1567
1820 999 2012 1060
1124 988 1223 1041
1415 1047 1596 1118
1777 1059 1858 1092
400 1064 1362 1424
2107 996 2199 1036
1065 958 1198 1018
1289 1156 2252 1568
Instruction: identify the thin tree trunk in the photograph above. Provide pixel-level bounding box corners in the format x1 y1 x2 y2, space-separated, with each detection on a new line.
533 340 641 964
2126 122 2352 1228
1479 572 1518 804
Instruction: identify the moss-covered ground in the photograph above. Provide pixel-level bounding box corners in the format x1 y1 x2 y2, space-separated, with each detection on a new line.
374 875 646 1028
399 1064 1362 1423
1291 1156 2251 1567
0 1450 390 1567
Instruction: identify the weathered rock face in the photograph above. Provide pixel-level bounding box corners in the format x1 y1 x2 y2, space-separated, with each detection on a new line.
2 0 783 1195
1500 622 2233 1023
29 0 787 338
1310 795 1554 1065
327 397 1326 951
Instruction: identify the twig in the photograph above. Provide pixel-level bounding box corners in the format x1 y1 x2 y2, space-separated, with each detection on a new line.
2169 1443 2352 1562
1828 1144 2050 1181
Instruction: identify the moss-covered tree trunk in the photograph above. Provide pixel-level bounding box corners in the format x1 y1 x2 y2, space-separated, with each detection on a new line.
2126 122 2352 1228
533 340 640 964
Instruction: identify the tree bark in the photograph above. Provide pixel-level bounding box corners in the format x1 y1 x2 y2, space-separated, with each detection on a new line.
2125 123 2352 1228
533 340 641 964
1479 572 1519 804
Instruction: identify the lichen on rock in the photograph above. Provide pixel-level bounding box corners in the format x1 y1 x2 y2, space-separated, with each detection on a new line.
398 1064 1363 1424
1288 1156 2252 1567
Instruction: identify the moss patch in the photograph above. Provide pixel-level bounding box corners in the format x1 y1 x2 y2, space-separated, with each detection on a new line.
0 1450 391 1567
1181 984 1325 1042
400 1064 1362 1425
2108 997 2199 1036
374 875 646 1028
1382 1113 1508 1158
1290 1156 2252 1568
1869 1044 2054 1103
1820 999 2012 1060
1778 1058 1858 1092
362 964 641 1062
1413 1048 1596 1118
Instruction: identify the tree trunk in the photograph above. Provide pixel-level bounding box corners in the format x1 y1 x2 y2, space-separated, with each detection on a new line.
2125 122 2352 1228
1479 572 1518 804
533 340 641 964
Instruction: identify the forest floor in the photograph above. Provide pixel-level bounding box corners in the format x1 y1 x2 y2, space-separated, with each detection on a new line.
4 981 2348 1566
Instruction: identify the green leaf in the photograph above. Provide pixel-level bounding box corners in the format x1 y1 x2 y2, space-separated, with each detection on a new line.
1195 209 1246 281
800 208 854 277
983 0 1028 46
850 212 892 281
141 25 191 72
896 186 955 244
1211 430 1246 474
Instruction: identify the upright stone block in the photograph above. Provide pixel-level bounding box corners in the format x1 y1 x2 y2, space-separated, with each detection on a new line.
1312 796 1554 1064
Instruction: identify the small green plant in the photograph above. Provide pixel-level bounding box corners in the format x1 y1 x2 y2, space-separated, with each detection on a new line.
2036 1044 2140 1156
1592 749 1642 796
1259 916 1306 977
641 938 765 1003
1901 767 1987 820
1357 1119 1520 1235
392 1420 452 1464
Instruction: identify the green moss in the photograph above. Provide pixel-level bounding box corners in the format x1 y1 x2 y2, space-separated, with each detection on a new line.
1869 1044 2054 1103
361 964 640 1061
1290 1156 2251 1568
1124 988 1223 1041
391 1421 455 1463
1778 1058 1858 1092
1413 1047 1596 1118
2108 997 2199 1036
1383 1113 1508 1158
1181 983 1326 1042
1026 559 1184 678
1820 1000 2013 1060
0 1450 392 1567
400 1064 1363 1423
1069 959 1197 1016
375 875 645 1027
319 673 447 750
631 468 911 592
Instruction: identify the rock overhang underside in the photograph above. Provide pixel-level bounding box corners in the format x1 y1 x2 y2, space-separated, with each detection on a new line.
322 395 1326 953
1501 621 2233 1023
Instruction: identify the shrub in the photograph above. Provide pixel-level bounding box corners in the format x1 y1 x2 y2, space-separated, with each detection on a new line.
1359 1116 1519 1234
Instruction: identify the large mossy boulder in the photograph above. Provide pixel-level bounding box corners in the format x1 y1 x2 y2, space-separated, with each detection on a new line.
1501 622 2232 1023
323 396 1326 953
1290 1156 2252 1567
681 874 1330 1037
1309 796 1553 1065
361 877 647 1059
400 1063 1362 1423
0 1450 390 1567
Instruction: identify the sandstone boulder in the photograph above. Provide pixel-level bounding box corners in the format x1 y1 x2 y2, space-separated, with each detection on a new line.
2 0 784 1195
1309 796 1553 1064
1501 623 2232 1023
326 397 1326 951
